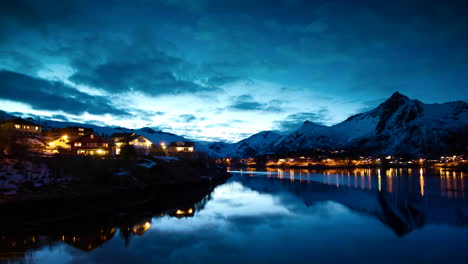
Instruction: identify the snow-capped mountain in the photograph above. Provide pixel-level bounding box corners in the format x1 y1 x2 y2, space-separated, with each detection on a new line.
338 92 468 155
272 121 340 153
207 131 282 158
212 92 467 157
0 110 14 120
2 92 466 158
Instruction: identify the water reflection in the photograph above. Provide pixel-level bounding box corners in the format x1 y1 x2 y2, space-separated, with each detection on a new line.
230 167 466 199
61 227 117 252
0 196 208 263
1 168 468 264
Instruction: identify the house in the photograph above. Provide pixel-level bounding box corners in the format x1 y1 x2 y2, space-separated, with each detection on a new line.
46 135 71 153
168 141 195 154
0 118 42 136
69 132 114 156
44 126 93 138
111 133 153 155
130 221 152 236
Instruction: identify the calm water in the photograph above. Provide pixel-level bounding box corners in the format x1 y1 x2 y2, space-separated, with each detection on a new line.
1 168 468 263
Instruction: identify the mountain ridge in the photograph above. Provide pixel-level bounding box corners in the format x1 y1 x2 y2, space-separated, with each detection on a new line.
209 92 467 158
2 91 467 158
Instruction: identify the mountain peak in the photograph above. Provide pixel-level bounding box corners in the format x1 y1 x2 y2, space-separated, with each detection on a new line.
387 91 410 102
138 127 156 134
378 92 412 111
302 120 326 128
375 92 423 134
390 91 407 98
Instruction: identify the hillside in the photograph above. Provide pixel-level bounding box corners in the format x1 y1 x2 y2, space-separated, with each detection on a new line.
210 92 468 158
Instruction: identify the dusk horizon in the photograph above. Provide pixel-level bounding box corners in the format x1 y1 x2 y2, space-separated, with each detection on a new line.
1 0 467 142
0 90 464 143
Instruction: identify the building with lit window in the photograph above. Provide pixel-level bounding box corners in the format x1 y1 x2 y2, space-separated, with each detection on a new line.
0 118 42 136
44 126 93 138
168 142 195 153
69 132 114 156
46 135 71 153
111 133 153 155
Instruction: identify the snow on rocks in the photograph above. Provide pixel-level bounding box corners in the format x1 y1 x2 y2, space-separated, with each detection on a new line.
138 159 158 168
152 156 179 162
0 158 67 195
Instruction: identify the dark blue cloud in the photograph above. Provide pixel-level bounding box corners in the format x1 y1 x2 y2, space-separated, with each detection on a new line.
228 95 286 112
204 75 244 86
177 114 198 123
2 0 467 103
274 109 331 132
0 70 129 116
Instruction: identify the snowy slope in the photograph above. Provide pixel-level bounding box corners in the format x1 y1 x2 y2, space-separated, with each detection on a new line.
272 92 467 156
2 92 466 158
272 121 339 153
342 93 468 155
218 92 467 157
207 131 282 158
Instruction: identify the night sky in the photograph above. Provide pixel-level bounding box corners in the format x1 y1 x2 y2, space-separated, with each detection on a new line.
1 0 467 142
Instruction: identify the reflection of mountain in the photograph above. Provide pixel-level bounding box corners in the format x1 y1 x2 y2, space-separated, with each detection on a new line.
233 173 468 236
0 235 54 263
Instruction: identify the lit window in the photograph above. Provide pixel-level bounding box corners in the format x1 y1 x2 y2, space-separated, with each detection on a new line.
35 126 39 130
90 134 94 139
14 124 20 129
78 128 84 131
74 142 82 147
103 143 108 147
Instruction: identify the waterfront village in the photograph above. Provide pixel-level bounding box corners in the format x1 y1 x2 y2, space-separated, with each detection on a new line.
0 117 466 170
223 154 466 170
0 117 196 158
0 117 223 197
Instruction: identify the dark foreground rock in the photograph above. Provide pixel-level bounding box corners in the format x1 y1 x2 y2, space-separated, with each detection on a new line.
0 156 231 230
